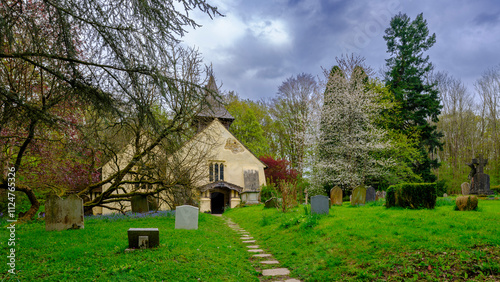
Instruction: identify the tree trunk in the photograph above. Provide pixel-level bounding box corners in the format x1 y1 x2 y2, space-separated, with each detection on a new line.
16 185 40 221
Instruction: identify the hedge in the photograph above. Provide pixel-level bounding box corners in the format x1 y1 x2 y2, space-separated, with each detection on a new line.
491 185 500 194
386 183 437 209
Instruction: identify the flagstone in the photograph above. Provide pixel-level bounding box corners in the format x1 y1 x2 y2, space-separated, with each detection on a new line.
262 268 290 276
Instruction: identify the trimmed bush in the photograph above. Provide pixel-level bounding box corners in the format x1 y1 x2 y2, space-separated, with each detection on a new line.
386 183 437 209
455 195 478 211
491 185 500 194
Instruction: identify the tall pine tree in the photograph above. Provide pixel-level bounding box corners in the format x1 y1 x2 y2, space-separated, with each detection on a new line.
384 13 443 182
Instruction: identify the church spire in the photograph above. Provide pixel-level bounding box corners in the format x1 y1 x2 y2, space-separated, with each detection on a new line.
194 73 235 132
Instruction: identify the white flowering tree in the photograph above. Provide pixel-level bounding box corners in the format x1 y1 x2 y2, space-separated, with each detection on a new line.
312 55 393 194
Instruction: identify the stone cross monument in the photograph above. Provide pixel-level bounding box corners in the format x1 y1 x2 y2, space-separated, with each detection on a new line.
467 154 494 195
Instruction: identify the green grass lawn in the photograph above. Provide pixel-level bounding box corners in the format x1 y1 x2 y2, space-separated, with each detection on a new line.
225 199 500 282
1 212 259 281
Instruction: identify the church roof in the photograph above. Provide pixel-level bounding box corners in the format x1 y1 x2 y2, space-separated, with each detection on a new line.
197 75 235 121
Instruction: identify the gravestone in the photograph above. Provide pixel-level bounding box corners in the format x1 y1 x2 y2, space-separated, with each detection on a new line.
175 205 199 230
244 170 260 191
264 197 277 209
443 193 448 197
131 195 149 213
45 194 84 231
330 186 343 206
366 186 376 202
242 170 260 204
311 195 329 215
147 195 158 211
351 186 367 206
461 182 470 196
375 191 385 201
127 228 159 249
467 154 494 195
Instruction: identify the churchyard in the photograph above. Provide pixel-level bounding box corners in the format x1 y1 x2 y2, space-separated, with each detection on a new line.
2 196 499 281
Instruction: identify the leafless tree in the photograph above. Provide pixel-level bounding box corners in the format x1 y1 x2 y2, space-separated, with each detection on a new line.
268 73 322 176
0 0 220 219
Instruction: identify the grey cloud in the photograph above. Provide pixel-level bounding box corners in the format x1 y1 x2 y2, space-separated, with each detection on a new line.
190 0 500 100
473 12 500 26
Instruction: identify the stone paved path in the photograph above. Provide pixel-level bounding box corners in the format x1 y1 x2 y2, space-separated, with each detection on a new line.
222 216 301 282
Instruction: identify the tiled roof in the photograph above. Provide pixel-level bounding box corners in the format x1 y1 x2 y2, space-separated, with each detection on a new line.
197 75 235 121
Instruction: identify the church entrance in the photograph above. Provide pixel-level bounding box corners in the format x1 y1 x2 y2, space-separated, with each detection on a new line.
210 192 225 214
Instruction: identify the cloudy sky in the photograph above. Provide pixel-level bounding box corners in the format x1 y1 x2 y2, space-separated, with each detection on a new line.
181 0 500 101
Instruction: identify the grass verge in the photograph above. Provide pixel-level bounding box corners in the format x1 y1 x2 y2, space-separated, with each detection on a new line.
1 212 258 281
225 200 500 281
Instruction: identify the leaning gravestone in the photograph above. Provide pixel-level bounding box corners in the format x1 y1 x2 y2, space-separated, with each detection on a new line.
46 194 84 231
461 182 470 196
131 195 149 213
366 186 376 203
351 186 367 206
175 205 199 230
264 197 277 209
311 195 329 215
330 186 343 206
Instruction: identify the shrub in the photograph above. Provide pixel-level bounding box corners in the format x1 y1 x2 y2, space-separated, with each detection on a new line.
279 215 302 229
260 184 278 203
259 156 298 187
300 214 319 230
491 185 500 194
436 179 448 195
280 180 298 213
385 183 437 209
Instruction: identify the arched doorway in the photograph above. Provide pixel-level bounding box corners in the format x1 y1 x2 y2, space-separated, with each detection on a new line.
210 192 225 214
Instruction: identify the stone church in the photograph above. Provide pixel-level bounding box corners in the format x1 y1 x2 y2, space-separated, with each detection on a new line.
97 76 266 214
180 76 266 213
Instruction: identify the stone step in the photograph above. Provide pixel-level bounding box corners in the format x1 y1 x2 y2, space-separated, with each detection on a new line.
260 260 279 264
252 254 272 258
242 240 256 243
246 245 259 248
240 237 253 240
247 249 264 253
262 268 290 276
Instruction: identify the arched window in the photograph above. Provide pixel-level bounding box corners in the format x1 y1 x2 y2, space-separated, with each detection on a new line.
220 163 224 181
209 162 225 182
214 163 219 181
209 164 214 182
